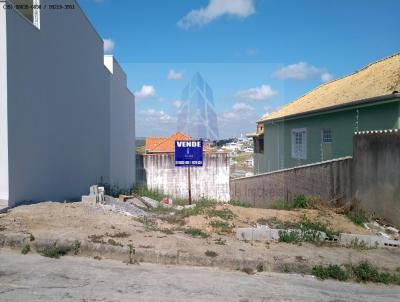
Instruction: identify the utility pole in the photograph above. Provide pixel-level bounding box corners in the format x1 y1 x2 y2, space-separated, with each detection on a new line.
188 166 192 205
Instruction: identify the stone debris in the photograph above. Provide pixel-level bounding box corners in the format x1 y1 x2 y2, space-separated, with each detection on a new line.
98 197 151 218
82 185 152 218
141 197 160 209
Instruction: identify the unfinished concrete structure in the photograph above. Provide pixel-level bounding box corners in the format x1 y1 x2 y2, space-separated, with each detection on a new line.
0 0 135 207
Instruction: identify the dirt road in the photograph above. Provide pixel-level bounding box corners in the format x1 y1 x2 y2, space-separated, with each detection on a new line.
0 250 399 302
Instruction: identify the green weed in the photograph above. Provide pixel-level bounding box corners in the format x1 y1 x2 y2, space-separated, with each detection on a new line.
312 265 349 281
347 209 369 226
21 244 31 255
185 228 209 238
39 243 71 259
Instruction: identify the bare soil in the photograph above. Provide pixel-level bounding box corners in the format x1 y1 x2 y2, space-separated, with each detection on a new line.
0 202 399 274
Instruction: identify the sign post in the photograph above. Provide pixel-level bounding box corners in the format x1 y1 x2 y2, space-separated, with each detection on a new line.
175 140 203 205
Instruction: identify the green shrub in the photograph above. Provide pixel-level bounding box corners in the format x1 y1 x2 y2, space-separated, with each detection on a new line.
312 265 348 281
21 244 31 255
293 194 309 209
313 261 400 285
278 230 302 243
39 243 71 259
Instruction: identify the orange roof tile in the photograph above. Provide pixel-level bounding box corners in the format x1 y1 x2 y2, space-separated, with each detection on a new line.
145 132 192 153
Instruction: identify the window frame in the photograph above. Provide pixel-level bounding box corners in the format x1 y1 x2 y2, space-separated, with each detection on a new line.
322 128 333 143
291 128 307 160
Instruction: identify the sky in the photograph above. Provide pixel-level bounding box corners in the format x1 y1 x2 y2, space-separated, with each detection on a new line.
79 0 400 139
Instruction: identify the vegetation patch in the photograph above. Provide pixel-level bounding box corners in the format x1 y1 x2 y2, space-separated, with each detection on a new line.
72 240 81 255
210 220 233 233
292 194 309 209
214 238 226 245
271 195 316 210
107 238 123 247
204 250 218 258
279 216 338 244
312 261 400 285
312 264 349 281
347 209 369 226
185 228 209 238
256 263 264 272
107 232 130 238
207 208 236 220
21 244 31 255
134 217 158 231
228 200 252 208
38 243 71 259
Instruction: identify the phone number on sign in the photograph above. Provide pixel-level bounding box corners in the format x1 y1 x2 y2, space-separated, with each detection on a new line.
2 4 76 10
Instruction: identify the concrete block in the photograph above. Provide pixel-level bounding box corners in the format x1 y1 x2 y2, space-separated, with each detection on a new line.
236 226 271 241
82 185 105 205
338 233 398 248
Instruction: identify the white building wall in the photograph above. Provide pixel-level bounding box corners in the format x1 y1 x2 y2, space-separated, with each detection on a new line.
106 56 136 189
0 7 9 204
138 153 230 202
3 0 135 206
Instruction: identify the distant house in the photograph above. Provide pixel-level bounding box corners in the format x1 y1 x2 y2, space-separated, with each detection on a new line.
145 132 192 154
250 53 400 174
138 132 230 201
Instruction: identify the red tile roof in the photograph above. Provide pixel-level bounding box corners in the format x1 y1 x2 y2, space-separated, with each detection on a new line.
145 132 192 153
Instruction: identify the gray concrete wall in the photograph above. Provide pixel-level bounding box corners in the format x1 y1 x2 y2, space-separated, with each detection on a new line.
0 6 8 202
3 0 135 206
230 157 353 208
353 130 400 227
106 56 136 190
137 153 230 202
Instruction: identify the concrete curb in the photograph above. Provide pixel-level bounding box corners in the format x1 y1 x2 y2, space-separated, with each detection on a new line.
0 233 308 273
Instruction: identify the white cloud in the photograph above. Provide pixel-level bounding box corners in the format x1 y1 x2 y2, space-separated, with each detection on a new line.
274 62 334 83
168 69 184 81
135 85 156 100
173 100 184 108
178 0 255 29
103 38 115 53
321 72 333 83
236 84 278 101
222 102 254 119
140 109 173 123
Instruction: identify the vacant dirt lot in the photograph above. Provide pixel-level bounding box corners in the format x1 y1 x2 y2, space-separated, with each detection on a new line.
0 201 399 274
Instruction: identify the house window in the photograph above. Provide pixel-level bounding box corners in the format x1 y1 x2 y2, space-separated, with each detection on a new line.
322 128 333 143
13 0 40 29
291 128 307 160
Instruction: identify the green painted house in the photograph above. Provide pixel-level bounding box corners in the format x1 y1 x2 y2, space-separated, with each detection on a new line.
250 53 400 174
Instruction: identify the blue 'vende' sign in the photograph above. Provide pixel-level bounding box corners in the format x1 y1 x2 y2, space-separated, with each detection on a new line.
175 140 203 167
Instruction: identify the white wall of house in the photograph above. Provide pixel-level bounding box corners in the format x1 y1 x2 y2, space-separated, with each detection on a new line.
0 7 9 203
105 56 136 189
3 0 135 206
